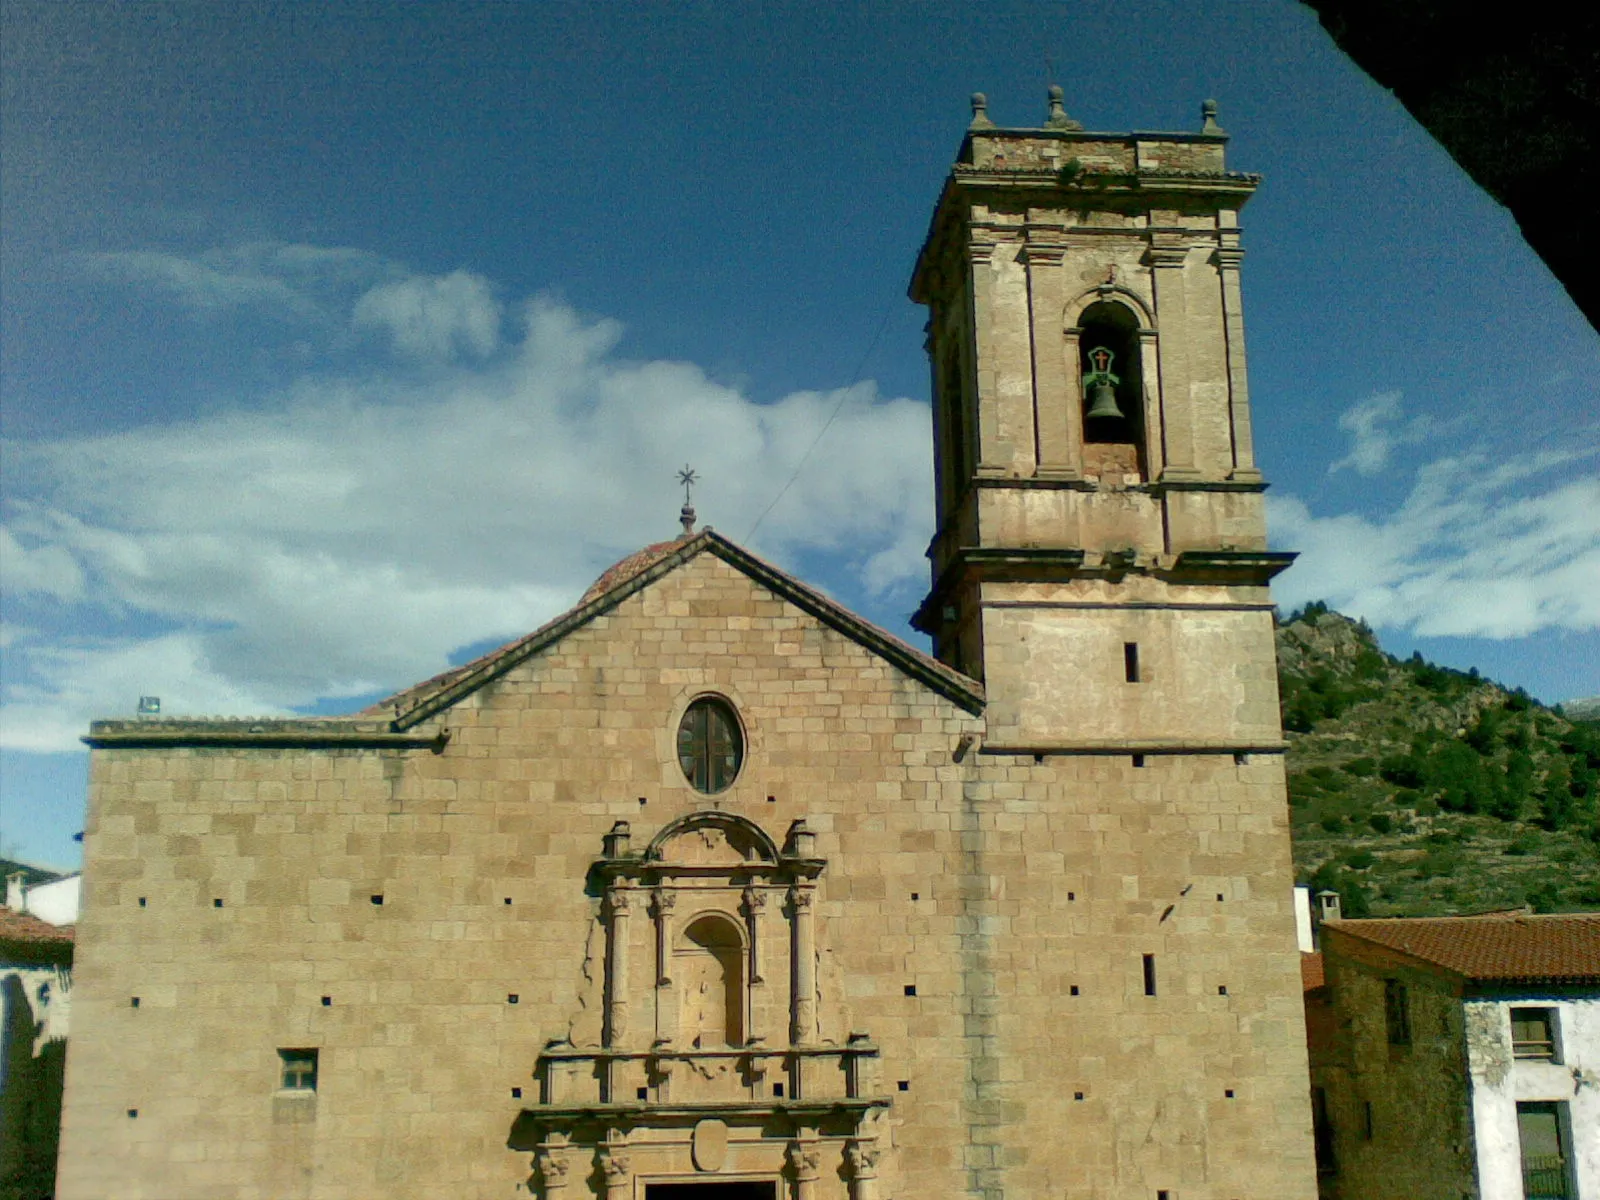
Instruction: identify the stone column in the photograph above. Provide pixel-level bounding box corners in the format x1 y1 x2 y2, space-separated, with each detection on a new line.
1146 243 1200 480
742 886 767 1045
846 1140 882 1200
789 885 816 1046
1022 241 1078 478
604 886 633 1048
650 888 676 1046
742 886 766 985
1214 245 1261 480
787 1140 822 1200
597 1145 631 1200
536 1140 570 1200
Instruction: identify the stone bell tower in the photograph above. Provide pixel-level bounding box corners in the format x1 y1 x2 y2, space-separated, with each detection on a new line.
911 89 1293 751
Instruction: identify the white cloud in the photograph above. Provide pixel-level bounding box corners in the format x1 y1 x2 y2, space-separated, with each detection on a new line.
0 524 85 600
77 243 392 324
1272 447 1600 638
1 294 932 750
353 270 501 360
1328 389 1430 476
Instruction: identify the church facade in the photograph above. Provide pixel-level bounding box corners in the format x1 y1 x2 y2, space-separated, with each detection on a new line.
57 96 1317 1200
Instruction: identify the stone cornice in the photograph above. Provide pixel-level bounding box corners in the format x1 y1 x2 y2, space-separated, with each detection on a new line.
978 740 1287 757
84 724 450 752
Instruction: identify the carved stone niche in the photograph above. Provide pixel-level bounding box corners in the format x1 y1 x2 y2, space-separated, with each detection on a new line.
514 812 889 1200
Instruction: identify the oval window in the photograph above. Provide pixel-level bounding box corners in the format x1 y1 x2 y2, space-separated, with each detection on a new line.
677 697 743 793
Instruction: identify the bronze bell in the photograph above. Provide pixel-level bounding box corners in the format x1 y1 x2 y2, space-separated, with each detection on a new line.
1085 378 1124 421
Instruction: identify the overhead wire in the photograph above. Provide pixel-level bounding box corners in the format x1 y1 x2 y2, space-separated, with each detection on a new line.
743 298 899 542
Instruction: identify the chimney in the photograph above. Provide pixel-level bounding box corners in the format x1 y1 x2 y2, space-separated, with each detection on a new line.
5 872 25 910
1316 890 1342 923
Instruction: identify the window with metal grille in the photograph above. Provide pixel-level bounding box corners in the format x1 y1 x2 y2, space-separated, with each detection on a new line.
278 1048 318 1092
1510 1007 1558 1061
1383 979 1410 1046
677 697 743 794
1517 1101 1573 1200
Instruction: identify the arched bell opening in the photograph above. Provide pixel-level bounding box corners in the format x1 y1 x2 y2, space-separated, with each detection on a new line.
677 913 746 1048
1078 300 1147 480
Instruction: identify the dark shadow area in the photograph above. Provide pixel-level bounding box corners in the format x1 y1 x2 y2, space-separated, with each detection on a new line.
0 973 66 1200
1302 1 1600 333
647 1182 777 1200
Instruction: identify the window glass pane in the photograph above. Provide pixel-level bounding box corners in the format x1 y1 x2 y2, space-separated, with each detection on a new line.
677 699 742 793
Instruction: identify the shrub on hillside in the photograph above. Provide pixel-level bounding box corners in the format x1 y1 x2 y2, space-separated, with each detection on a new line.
1380 755 1425 788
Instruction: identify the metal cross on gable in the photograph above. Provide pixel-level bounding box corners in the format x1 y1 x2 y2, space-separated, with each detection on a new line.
677 465 699 537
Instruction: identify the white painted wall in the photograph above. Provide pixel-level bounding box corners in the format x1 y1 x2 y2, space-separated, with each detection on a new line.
24 874 81 926
1466 996 1600 1200
1294 885 1314 953
1 963 72 1060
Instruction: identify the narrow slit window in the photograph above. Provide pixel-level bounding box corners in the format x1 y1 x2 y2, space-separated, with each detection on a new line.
1124 642 1140 682
1384 979 1411 1046
1143 954 1157 996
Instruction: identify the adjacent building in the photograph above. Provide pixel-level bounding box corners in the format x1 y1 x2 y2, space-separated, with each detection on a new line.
56 94 1317 1199
1310 914 1600 1200
1 883 75 1199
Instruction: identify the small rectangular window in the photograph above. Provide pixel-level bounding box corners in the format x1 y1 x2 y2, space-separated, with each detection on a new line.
1143 954 1157 996
1124 642 1141 683
1510 1007 1559 1061
279 1048 318 1092
1384 979 1410 1046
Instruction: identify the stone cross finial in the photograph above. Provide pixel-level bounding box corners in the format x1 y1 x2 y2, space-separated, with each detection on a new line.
677 465 698 537
1201 98 1224 134
968 92 995 130
1043 84 1083 131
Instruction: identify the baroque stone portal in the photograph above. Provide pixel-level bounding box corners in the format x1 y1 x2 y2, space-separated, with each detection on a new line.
513 812 889 1200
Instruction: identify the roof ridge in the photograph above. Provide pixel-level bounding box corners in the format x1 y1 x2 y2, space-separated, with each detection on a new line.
373 529 983 730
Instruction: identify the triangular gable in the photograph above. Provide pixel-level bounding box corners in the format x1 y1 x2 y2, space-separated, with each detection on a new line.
377 530 984 731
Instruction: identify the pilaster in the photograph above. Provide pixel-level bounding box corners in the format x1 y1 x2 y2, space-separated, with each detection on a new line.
1022 240 1079 478
1146 242 1200 480
1215 244 1262 480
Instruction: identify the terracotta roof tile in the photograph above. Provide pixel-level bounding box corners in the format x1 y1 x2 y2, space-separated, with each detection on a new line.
1325 913 1600 983
0 906 75 945
578 538 689 605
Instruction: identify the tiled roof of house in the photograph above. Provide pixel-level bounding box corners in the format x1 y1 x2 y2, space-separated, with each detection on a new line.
1325 913 1600 984
1301 952 1325 992
0 906 75 946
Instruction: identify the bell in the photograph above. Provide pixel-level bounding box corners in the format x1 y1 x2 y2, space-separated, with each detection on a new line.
1085 379 1125 421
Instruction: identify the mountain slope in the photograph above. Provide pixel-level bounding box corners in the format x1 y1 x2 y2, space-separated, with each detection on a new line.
1277 604 1600 916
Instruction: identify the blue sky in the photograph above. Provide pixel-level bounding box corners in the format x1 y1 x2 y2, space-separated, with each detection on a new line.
3 0 1597 869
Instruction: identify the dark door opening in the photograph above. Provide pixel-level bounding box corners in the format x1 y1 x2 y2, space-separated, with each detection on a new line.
646 1183 777 1200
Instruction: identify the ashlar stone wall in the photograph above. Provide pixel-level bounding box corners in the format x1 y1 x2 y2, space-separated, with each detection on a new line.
58 550 1315 1200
